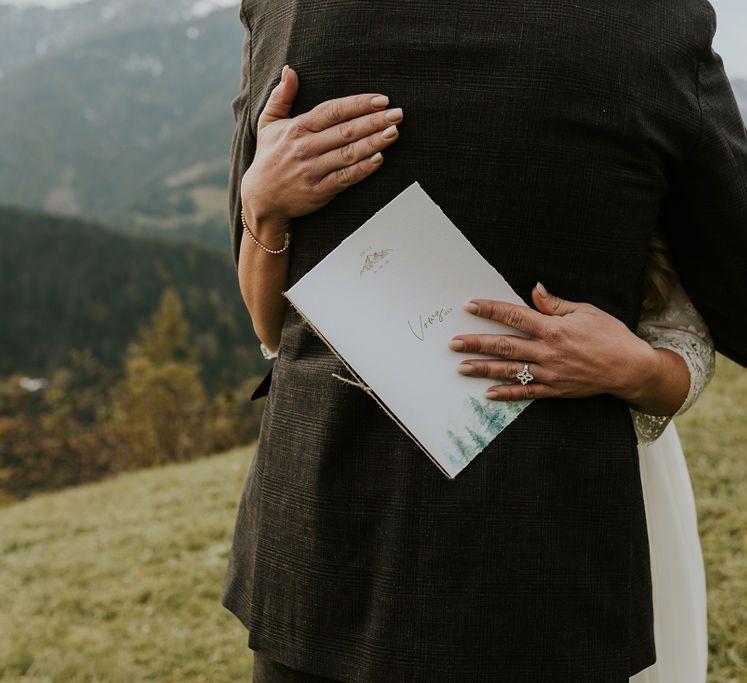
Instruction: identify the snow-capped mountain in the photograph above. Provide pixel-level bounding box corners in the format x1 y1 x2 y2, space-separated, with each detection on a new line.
0 0 246 246
0 0 744 251
0 0 239 79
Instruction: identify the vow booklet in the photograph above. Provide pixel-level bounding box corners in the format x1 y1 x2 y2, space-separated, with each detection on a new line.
283 181 533 479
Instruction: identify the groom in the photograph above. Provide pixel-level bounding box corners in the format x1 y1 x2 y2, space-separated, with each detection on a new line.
223 1 747 680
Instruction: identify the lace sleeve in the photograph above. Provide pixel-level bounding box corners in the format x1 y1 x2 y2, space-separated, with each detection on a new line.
260 341 279 360
631 281 716 444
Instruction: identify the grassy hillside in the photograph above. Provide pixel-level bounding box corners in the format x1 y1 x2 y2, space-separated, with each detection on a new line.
1 356 745 682
0 444 255 682
0 205 265 389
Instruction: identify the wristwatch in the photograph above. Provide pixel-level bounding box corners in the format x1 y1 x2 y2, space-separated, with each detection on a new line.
260 341 279 360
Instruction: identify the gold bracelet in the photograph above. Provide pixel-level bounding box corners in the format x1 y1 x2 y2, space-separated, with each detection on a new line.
241 207 292 254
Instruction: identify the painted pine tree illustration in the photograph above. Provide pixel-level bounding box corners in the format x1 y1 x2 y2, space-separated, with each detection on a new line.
444 450 464 470
465 425 489 450
447 429 474 465
467 395 506 434
504 398 531 421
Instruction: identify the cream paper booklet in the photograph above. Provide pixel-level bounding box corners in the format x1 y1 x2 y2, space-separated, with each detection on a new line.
283 181 533 479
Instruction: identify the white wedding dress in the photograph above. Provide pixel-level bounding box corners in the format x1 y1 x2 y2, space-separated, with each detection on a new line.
628 281 715 683
258 279 715 681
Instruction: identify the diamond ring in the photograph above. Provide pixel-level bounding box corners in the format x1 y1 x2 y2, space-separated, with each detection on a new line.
516 361 534 385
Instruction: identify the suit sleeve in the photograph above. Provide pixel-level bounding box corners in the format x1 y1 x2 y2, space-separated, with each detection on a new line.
659 7 747 367
228 4 257 271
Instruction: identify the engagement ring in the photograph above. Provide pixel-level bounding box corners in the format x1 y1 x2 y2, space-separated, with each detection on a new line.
516 361 534 385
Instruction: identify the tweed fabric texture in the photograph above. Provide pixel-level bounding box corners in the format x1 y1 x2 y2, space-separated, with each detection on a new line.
252 650 344 682
222 2 747 681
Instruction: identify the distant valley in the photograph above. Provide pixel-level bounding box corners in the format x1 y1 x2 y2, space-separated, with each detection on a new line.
0 0 243 250
0 1 744 254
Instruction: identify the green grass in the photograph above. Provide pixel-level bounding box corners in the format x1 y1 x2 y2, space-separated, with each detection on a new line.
0 446 257 682
1 356 745 682
677 355 747 683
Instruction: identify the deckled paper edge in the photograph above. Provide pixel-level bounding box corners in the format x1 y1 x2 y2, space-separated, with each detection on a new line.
281 289 458 480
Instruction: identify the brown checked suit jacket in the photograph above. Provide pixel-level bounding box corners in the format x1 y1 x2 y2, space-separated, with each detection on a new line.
222 2 747 680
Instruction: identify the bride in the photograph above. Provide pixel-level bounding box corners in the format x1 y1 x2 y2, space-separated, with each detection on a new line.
628 238 713 683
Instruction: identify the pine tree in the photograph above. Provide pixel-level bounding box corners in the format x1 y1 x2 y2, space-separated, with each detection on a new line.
110 287 208 467
129 287 196 365
447 428 474 465
468 395 505 433
465 425 489 450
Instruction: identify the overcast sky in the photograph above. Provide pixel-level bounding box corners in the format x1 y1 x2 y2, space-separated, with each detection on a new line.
2 0 746 78
710 0 747 78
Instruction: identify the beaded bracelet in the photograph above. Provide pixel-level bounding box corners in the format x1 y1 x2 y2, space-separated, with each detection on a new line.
241 207 292 254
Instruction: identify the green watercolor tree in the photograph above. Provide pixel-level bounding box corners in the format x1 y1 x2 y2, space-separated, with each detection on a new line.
467 395 506 433
466 425 489 450
447 429 474 465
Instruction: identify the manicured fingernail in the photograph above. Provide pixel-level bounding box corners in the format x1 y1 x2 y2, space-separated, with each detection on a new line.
382 124 398 139
458 362 474 374
449 339 465 351
281 64 288 82
464 302 479 313
485 390 499 400
536 281 548 298
371 95 389 108
370 152 383 164
385 107 403 122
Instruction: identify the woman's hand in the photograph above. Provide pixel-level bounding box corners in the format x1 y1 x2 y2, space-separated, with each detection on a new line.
240 65 404 231
448 282 690 415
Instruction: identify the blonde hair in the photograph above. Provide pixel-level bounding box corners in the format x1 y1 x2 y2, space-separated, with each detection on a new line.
641 234 678 319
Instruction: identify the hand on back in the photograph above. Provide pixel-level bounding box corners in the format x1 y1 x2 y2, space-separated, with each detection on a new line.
240 65 403 225
449 284 662 404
